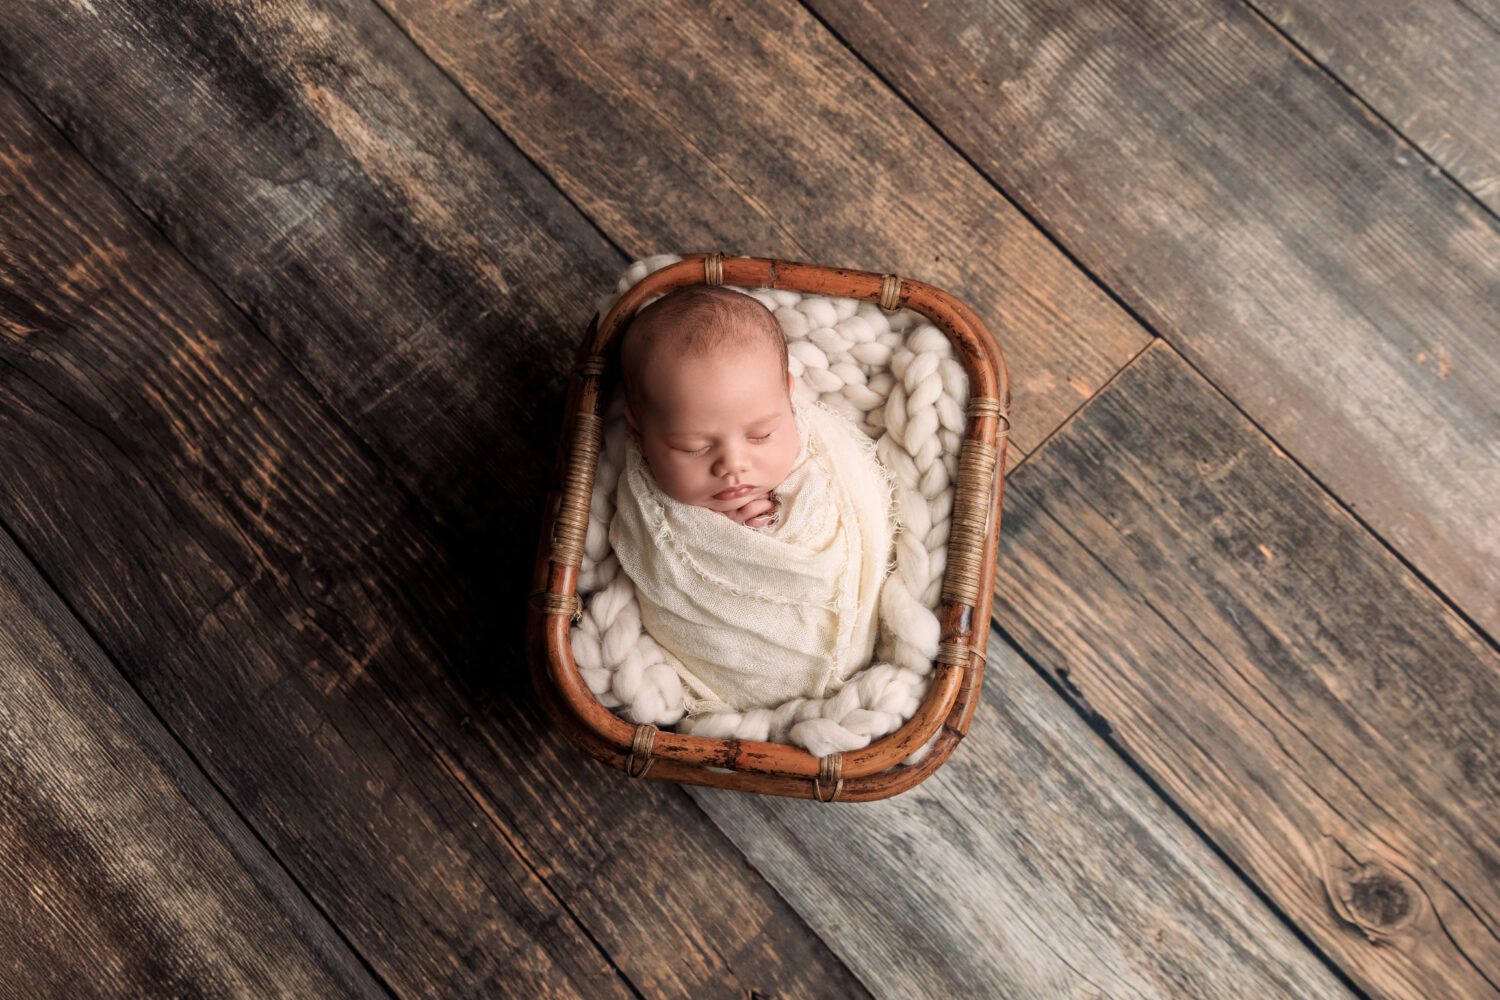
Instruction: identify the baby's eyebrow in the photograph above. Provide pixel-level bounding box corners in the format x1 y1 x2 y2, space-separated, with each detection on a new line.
665 412 782 440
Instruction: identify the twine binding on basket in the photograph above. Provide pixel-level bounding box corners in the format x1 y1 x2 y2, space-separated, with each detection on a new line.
572 355 607 380
551 359 606 567
965 395 1008 430
935 636 972 671
704 252 726 286
814 752 844 802
939 394 1006 606
529 589 583 624
626 723 658 778
878 273 901 313
940 438 998 607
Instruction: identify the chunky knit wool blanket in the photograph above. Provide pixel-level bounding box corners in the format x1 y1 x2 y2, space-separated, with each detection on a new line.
572 255 971 763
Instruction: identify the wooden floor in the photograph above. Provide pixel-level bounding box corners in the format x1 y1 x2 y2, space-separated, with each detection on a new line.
1 2 1495 997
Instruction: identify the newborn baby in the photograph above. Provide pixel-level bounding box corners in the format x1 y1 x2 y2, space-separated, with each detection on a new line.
609 285 900 713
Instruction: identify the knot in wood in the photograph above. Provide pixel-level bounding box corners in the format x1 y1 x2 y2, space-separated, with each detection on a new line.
1322 838 1423 941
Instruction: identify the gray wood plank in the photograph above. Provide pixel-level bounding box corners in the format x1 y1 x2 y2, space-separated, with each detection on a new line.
687 628 1353 998
1250 0 1500 210
690 336 1498 997
0 78 866 998
998 342 1500 998
344 0 1150 470
0 528 382 998
806 0 1500 638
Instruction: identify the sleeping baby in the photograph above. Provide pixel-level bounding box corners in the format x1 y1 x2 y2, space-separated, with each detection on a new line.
609 285 901 714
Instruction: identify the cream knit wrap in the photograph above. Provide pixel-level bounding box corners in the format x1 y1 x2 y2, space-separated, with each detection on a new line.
609 396 900 713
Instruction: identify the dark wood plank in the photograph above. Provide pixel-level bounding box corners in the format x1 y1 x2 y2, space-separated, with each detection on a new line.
997 342 1500 998
0 0 595 541
0 80 867 998
0 0 1137 987
346 0 1150 471
689 628 1352 997
806 0 1500 637
1252 0 1500 211
0 2 1358 991
0 1 880 992
0 529 382 998
0 84 627 999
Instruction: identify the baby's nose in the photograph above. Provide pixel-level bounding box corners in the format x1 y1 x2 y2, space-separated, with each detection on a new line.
714 447 750 476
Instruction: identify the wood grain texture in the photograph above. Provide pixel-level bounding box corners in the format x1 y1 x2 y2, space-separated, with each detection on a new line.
688 628 1351 997
998 341 1500 998
372 0 1150 472
0 80 867 999
0 0 1134 982
3 2 1485 995
0 530 381 999
807 0 1500 637
1250 0 1500 210
0 0 601 544
0 83 625 1000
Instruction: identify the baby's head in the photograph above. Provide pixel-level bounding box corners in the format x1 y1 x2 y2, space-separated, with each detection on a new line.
619 285 799 512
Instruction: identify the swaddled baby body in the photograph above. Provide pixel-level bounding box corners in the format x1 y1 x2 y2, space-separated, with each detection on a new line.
610 285 900 713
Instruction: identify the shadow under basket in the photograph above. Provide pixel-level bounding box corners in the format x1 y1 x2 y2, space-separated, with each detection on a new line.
527 253 1011 802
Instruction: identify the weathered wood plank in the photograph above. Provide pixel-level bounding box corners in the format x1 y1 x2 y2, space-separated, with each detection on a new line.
0 1 1416 995
0 83 628 1000
0 0 599 541
998 341 1500 998
689 628 1352 997
807 0 1500 637
0 0 1140 986
1251 0 1500 210
0 530 382 998
301 0 1149 471
0 80 867 998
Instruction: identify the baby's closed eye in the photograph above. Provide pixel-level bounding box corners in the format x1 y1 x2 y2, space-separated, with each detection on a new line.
677 431 774 456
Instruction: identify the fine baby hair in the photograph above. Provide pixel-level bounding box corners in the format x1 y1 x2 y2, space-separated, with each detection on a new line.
616 284 790 421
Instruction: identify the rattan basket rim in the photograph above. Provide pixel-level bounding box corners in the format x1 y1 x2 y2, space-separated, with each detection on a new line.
526 252 1011 801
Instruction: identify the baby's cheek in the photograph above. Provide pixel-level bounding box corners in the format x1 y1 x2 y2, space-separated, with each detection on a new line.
773 438 798 482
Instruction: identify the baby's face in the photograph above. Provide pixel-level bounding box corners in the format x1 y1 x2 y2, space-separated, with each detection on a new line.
625 342 799 513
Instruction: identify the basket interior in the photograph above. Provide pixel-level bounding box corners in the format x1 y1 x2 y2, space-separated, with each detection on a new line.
567 255 982 767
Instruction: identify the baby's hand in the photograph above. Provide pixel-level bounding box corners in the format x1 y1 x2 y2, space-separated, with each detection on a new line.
744 503 779 529
723 494 780 528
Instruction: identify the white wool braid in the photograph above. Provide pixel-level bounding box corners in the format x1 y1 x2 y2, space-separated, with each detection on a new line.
572 254 971 766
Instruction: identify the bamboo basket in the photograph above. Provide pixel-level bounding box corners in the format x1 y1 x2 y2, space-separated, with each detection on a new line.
527 253 1010 801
